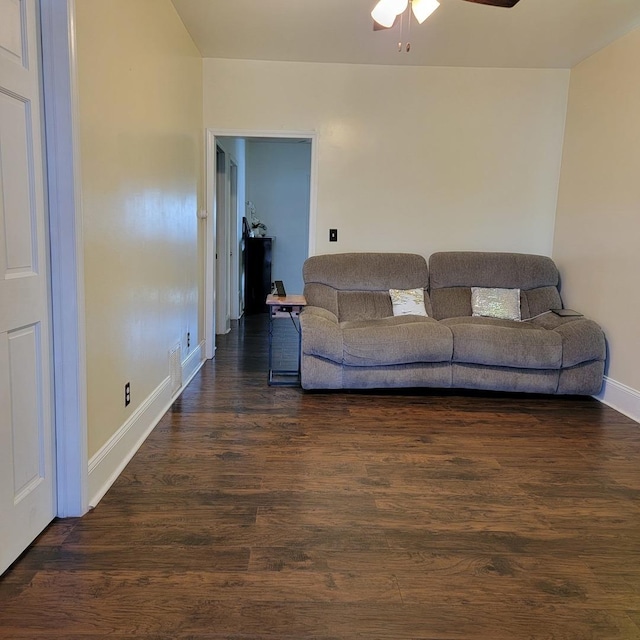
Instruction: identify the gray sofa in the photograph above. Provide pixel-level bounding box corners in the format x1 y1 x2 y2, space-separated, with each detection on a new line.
300 251 605 394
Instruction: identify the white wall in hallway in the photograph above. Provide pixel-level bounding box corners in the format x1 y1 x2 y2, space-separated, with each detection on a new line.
75 0 203 461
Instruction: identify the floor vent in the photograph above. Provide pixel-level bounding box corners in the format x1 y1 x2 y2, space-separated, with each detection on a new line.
169 343 182 396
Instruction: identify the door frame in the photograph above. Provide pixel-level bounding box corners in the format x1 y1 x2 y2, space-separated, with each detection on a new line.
204 129 318 360
40 0 89 517
204 130 216 358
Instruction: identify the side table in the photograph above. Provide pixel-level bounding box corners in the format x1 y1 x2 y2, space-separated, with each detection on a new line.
265 294 307 386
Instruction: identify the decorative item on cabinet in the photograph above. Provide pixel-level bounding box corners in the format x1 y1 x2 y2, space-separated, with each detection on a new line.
246 200 267 237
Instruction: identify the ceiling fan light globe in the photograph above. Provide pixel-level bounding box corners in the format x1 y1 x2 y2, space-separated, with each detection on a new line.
371 0 409 27
411 0 440 24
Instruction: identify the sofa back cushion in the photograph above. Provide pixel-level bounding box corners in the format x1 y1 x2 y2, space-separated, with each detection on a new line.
429 251 562 320
303 253 431 321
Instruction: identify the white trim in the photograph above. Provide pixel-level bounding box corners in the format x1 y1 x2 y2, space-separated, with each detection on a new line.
204 130 217 359
214 144 231 335
596 376 640 425
40 0 89 517
308 134 319 257
88 377 171 508
88 347 206 508
209 128 317 140
182 341 205 390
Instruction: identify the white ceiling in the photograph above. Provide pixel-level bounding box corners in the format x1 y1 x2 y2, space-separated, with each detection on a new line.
171 0 640 69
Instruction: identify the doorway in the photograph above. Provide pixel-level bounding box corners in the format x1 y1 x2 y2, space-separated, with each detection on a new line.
205 131 317 360
245 138 312 296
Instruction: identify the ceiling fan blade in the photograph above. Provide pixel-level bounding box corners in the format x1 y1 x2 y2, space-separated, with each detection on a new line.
461 0 521 7
373 16 399 30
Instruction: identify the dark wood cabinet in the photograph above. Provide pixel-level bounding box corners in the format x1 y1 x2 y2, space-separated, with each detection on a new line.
244 237 272 314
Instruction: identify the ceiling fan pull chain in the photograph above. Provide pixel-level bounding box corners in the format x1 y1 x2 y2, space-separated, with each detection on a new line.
406 1 412 52
397 8 403 51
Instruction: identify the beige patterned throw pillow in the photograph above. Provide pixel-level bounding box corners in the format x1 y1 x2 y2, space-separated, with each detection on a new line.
389 288 428 317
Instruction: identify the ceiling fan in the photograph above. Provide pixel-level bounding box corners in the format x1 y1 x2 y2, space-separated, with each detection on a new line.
372 0 522 32
463 0 521 6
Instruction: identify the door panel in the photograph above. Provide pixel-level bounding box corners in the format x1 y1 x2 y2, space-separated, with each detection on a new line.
0 0 24 66
0 91 36 275
0 0 56 575
8 324 45 501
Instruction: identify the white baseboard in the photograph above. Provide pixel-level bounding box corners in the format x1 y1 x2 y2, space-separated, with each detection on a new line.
595 376 640 425
182 341 205 390
88 343 206 507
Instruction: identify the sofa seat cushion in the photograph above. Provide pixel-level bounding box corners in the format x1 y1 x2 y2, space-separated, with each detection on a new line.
341 316 452 367
442 317 562 369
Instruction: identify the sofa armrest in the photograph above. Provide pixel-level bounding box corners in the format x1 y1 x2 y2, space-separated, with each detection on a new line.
553 318 606 368
530 313 605 367
300 306 342 362
302 306 338 324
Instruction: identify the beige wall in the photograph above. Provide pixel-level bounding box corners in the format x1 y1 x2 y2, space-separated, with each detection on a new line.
203 59 569 257
553 27 640 392
75 0 203 457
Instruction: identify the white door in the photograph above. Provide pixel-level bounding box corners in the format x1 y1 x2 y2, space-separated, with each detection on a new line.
0 0 56 574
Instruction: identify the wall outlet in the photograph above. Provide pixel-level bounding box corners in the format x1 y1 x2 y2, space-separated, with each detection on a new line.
124 382 131 407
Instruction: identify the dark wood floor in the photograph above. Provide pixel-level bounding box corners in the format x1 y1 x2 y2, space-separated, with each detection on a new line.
2 314 640 639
